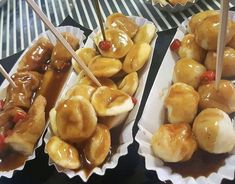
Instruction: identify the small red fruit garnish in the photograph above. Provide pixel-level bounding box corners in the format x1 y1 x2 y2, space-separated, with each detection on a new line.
170 39 181 52
200 71 216 84
99 40 112 51
12 111 27 123
0 100 4 111
132 97 138 105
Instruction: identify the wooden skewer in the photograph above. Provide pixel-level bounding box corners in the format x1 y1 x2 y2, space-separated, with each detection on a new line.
0 65 17 88
26 0 102 87
94 0 106 41
215 0 230 90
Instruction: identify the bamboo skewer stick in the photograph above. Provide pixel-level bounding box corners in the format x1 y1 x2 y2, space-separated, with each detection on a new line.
0 65 17 88
215 0 230 90
94 0 106 41
26 0 102 87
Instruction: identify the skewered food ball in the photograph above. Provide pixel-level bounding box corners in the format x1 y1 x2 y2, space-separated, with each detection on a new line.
151 123 197 162
134 23 156 44
123 43 151 73
173 58 206 89
88 56 122 78
198 80 235 113
91 86 134 116
164 83 199 124
204 47 235 78
94 29 133 59
188 10 218 33
106 13 138 38
84 124 111 166
178 34 206 63
194 15 235 50
46 136 81 169
53 96 97 143
118 72 139 96
193 108 235 154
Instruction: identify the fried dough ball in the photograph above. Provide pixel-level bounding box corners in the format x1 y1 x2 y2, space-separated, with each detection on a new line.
55 96 97 143
65 84 96 100
188 10 218 33
204 47 235 78
194 15 235 50
72 48 97 74
198 80 235 113
164 83 199 124
193 108 235 154
118 72 139 96
46 136 81 169
173 58 206 89
123 43 151 73
134 23 156 44
152 123 197 162
84 124 111 166
91 86 134 116
94 29 133 59
178 34 206 63
88 56 122 78
106 13 138 38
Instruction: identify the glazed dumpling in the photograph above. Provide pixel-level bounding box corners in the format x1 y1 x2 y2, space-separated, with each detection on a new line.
204 47 235 78
188 10 218 33
94 29 133 59
134 23 156 44
164 83 199 124
88 56 122 78
173 58 206 89
193 108 235 154
46 136 81 169
118 72 139 96
123 43 151 73
84 124 111 166
178 34 206 63
91 86 134 116
198 80 235 113
106 13 138 38
194 15 235 50
152 123 197 162
54 96 97 143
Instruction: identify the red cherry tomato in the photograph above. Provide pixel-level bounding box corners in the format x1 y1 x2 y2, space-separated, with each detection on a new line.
170 39 181 52
0 100 4 111
0 134 5 149
132 97 138 105
200 71 216 84
99 40 112 51
12 111 27 123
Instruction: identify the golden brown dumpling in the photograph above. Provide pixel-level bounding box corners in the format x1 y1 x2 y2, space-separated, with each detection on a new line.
188 10 218 33
88 56 122 78
193 108 235 154
55 96 97 143
91 86 134 116
178 34 206 63
173 58 206 89
164 83 199 124
204 47 235 78
152 123 197 162
195 15 235 50
198 80 235 113
123 43 151 73
134 23 156 44
118 72 139 96
94 29 133 59
84 124 111 166
46 136 81 169
106 13 138 38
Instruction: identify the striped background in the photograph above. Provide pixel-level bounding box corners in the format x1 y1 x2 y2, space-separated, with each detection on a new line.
0 0 234 59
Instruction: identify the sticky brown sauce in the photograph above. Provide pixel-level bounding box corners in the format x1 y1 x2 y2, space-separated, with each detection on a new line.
0 66 71 172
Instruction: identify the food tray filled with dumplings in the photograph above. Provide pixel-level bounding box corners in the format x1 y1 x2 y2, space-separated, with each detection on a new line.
0 26 85 178
136 10 235 184
44 13 157 181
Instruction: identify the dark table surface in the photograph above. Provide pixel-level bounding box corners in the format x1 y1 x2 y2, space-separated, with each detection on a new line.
0 15 235 184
